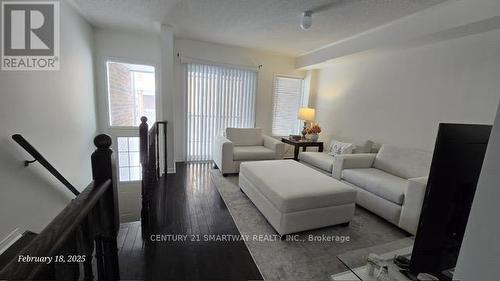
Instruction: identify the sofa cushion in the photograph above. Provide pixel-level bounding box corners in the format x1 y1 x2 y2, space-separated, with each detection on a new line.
352 140 374 154
240 160 356 213
299 152 334 172
226 128 263 146
233 146 275 161
373 145 432 179
342 168 407 204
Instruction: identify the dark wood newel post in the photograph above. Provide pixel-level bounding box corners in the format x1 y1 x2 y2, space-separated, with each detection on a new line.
91 134 120 280
139 116 149 235
92 134 119 232
140 117 149 165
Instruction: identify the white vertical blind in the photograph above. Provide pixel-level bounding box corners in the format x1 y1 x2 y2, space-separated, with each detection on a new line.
186 63 257 161
271 76 305 136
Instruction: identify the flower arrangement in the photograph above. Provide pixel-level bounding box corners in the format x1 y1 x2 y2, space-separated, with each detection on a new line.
307 124 322 134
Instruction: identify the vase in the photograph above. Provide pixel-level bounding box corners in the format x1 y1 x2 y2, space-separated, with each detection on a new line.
310 134 319 142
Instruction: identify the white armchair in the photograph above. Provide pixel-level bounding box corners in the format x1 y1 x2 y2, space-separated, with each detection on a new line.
213 128 285 176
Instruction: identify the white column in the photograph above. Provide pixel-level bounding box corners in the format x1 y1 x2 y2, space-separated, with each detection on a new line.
455 102 500 280
160 24 175 173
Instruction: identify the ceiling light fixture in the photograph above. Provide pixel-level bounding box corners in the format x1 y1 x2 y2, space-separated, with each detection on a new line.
300 11 312 30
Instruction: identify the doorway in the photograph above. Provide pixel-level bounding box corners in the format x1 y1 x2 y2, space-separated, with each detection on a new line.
105 60 157 222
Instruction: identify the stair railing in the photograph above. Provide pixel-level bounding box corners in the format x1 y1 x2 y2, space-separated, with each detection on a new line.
11 134 80 196
139 116 167 234
0 134 120 280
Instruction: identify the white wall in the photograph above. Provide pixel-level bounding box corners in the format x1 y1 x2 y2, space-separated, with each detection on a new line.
93 27 176 172
93 28 162 132
311 28 500 151
93 28 163 222
0 2 96 239
173 39 305 161
455 103 500 280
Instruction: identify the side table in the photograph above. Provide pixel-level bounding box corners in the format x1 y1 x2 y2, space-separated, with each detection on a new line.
281 138 324 160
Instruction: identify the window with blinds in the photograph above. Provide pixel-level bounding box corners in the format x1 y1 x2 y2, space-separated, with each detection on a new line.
271 76 305 136
186 63 257 161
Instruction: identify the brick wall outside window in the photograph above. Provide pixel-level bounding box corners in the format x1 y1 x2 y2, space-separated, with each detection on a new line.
108 62 134 126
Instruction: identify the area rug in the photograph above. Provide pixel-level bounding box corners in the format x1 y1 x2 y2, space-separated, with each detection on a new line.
210 170 409 281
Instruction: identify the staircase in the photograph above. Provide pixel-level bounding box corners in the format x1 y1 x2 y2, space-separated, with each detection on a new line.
0 231 38 277
0 134 119 280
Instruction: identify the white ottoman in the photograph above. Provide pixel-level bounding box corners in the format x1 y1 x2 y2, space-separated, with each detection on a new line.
239 160 356 235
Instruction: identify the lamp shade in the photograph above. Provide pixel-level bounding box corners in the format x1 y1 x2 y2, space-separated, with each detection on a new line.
298 107 315 122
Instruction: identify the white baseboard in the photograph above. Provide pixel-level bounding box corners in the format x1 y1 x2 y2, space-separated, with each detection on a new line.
0 228 23 255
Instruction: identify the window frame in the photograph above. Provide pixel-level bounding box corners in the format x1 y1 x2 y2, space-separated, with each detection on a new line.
102 57 161 183
116 136 142 182
271 74 307 137
103 57 161 131
111 131 141 183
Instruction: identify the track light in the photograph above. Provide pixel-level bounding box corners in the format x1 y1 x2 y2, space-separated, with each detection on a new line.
300 11 312 30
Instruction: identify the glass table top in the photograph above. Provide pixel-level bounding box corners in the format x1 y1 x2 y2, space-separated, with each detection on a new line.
334 237 415 281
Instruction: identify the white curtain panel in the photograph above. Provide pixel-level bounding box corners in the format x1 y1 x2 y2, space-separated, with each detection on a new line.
186 63 257 161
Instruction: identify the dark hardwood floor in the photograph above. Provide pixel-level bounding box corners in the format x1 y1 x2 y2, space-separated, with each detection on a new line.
117 162 263 280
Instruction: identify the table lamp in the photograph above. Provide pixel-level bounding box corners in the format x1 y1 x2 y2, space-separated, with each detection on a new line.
298 107 315 139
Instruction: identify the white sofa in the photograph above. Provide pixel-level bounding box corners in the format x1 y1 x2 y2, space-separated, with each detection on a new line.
299 140 374 174
333 144 432 234
213 128 285 176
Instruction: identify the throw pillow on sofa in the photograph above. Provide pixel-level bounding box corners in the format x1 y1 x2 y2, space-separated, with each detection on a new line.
328 140 353 156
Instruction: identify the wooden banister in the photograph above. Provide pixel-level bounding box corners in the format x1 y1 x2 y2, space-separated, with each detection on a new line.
12 134 80 196
139 117 167 234
0 134 120 280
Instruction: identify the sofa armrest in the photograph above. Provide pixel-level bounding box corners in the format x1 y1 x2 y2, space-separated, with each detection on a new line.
212 135 234 174
399 176 428 235
263 135 285 159
332 153 377 179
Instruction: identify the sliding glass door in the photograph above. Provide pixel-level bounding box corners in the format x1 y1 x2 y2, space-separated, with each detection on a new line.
186 63 257 161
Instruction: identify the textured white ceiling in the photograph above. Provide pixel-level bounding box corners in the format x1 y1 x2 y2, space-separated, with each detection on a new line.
73 0 448 56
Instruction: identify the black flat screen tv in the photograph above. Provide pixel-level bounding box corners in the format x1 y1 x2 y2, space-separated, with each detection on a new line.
409 123 492 280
